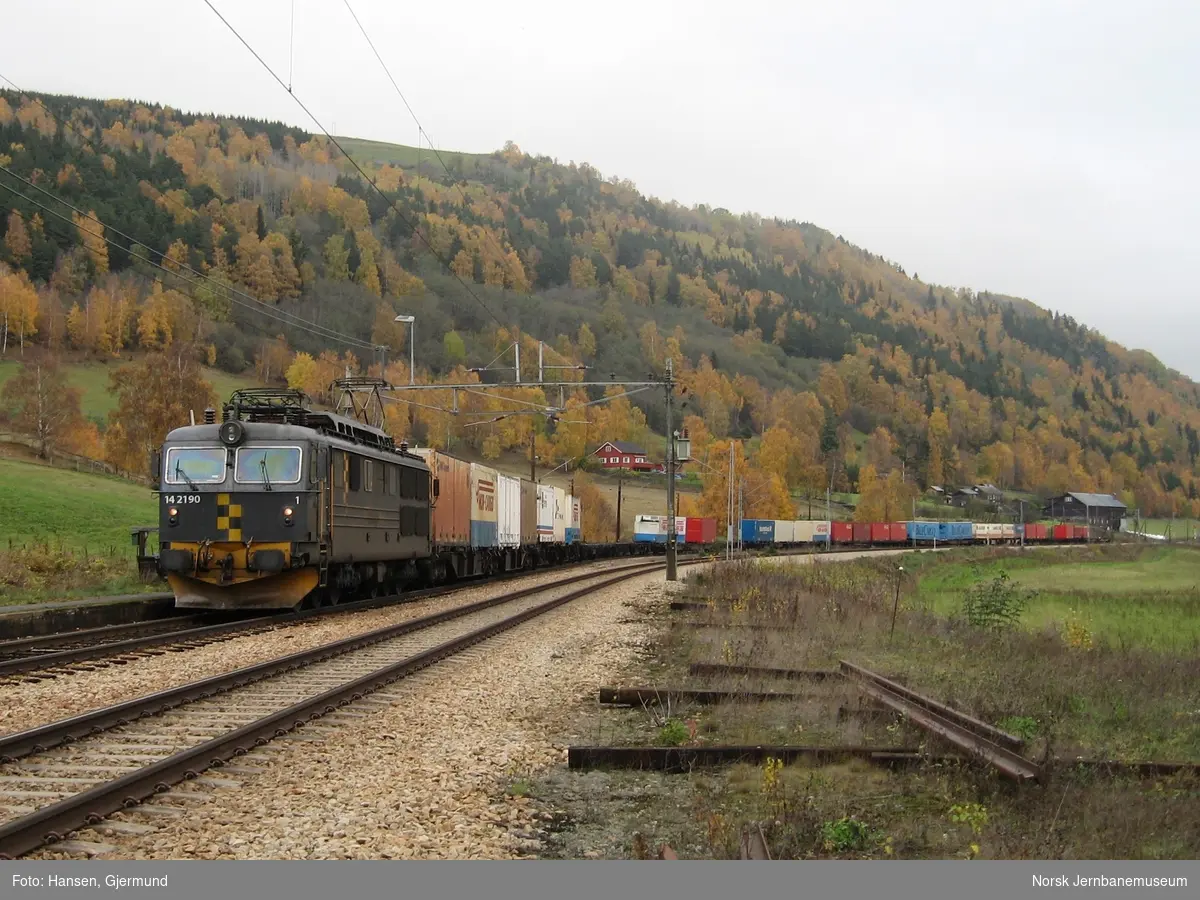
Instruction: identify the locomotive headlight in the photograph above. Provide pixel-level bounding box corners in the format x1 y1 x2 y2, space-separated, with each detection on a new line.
283 507 294 517
169 507 179 517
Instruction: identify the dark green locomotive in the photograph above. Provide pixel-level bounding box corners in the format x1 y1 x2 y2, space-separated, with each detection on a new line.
156 390 431 610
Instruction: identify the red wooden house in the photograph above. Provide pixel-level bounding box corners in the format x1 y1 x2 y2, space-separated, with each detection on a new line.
592 441 661 472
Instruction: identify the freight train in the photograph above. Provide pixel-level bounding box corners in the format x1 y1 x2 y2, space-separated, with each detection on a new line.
155 390 651 612
155 389 1105 612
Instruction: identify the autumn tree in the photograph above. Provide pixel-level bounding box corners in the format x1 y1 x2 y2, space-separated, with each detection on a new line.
572 472 616 542
73 210 109 274
323 235 350 281
926 408 951 487
0 265 39 354
3 211 31 262
0 353 85 458
105 348 216 476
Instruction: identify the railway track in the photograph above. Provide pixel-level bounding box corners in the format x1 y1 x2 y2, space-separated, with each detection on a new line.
0 554 684 681
0 557 688 859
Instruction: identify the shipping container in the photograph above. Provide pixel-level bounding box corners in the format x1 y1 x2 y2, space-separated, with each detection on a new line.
1025 523 1047 541
740 519 775 544
794 520 832 543
888 523 908 542
537 484 556 542
496 474 521 548
830 522 853 543
852 523 871 544
566 496 582 544
869 523 890 544
469 463 499 548
774 520 796 544
1053 524 1071 542
411 449 470 546
999 523 1017 540
938 522 974 542
973 523 1004 541
685 517 716 545
633 514 663 543
520 479 537 545
906 521 939 542
552 486 567 543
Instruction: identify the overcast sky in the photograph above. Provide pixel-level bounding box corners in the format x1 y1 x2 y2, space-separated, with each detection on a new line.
6 0 1198 378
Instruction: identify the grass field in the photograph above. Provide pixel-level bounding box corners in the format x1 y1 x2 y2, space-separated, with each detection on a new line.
335 137 492 173
0 457 160 604
0 358 261 426
911 545 1200 650
1126 517 1200 540
0 457 157 553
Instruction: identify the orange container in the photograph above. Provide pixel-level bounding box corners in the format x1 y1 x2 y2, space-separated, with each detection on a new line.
412 449 470 546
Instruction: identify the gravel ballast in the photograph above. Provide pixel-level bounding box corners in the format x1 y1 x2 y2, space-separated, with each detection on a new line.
0 560 656 738
30 568 677 859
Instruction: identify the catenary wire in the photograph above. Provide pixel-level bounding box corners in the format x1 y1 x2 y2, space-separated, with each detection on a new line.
202 0 506 331
0 179 380 352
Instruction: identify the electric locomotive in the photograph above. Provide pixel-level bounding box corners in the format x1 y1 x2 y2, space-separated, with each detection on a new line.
155 389 431 610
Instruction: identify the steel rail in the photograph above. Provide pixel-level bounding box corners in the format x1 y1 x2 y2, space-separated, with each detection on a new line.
0 559 670 763
839 661 1041 782
0 552 680 678
0 558 687 859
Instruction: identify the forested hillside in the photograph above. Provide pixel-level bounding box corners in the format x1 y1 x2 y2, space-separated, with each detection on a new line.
2 88 1199 524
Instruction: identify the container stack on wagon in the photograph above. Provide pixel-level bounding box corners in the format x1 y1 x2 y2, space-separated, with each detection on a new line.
634 514 718 547
728 515 1101 550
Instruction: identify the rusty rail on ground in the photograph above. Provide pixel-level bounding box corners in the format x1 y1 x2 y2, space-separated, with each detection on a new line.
839 660 1041 782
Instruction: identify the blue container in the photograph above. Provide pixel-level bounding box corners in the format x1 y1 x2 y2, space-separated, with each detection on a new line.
906 521 939 541
633 531 662 544
740 519 775 544
565 527 580 545
470 520 498 549
938 521 973 542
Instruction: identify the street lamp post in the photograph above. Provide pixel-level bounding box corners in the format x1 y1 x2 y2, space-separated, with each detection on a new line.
393 315 415 385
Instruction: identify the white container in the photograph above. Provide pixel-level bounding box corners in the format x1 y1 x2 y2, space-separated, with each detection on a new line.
570 496 582 541
552 486 567 543
634 514 664 542
795 520 832 542
773 520 795 544
537 484 556 542
496 473 521 548
973 523 1004 541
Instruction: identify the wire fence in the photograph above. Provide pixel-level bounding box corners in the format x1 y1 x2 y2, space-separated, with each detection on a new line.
0 432 150 486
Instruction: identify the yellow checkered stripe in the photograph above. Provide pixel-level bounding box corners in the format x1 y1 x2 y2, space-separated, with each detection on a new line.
216 493 243 542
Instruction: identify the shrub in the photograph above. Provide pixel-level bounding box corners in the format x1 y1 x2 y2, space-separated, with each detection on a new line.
961 571 1035 630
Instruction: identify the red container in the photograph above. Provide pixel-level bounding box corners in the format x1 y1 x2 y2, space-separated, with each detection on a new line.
685 517 717 545
889 523 909 542
870 523 891 544
852 523 871 544
1025 523 1046 541
1075 525 1090 541
1052 524 1070 542
831 522 853 544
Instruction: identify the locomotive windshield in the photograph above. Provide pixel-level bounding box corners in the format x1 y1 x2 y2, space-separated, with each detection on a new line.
235 446 302 485
164 447 227 484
